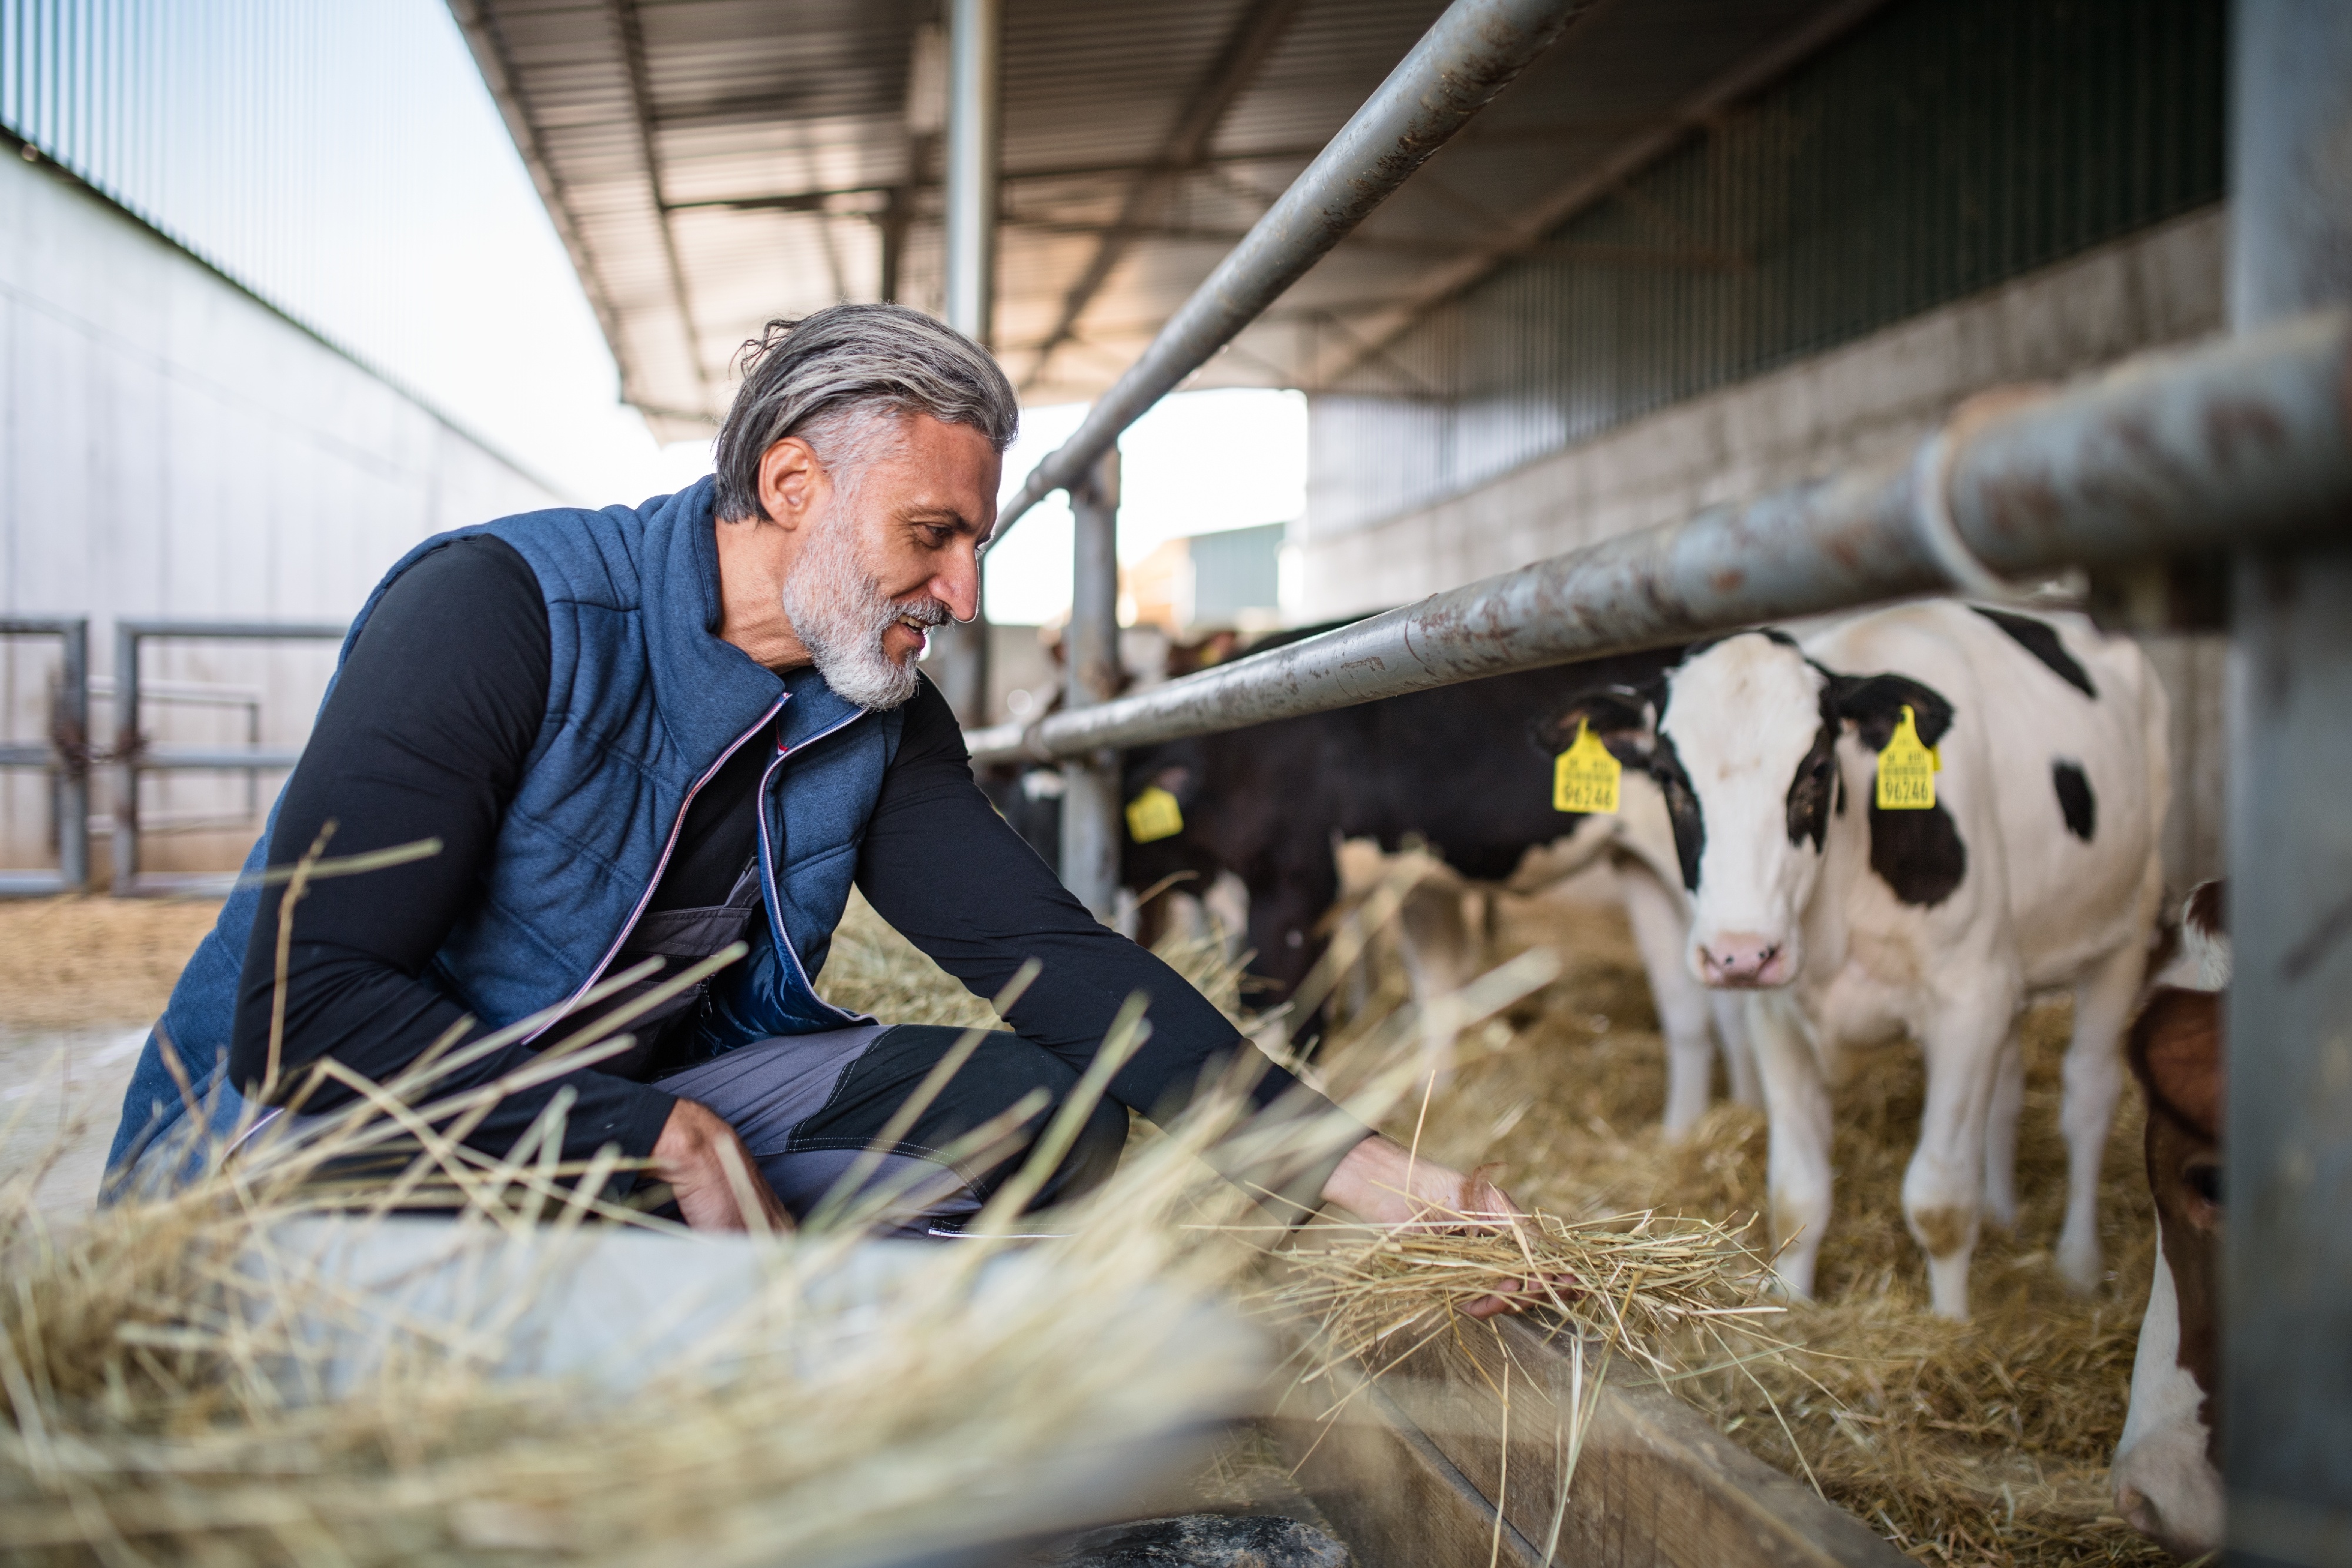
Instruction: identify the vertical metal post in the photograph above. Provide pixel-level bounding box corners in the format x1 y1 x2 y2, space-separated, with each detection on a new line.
55 620 88 890
2224 4 2352 1561
937 0 1000 726
111 621 139 895
943 0 998 345
1061 450 1122 920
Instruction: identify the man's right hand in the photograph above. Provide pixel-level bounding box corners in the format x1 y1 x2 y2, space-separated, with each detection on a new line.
652 1098 794 1233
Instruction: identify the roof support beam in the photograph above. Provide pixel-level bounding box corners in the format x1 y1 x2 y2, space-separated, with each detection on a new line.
1004 213 1743 269
445 0 637 399
1021 0 1309 391
1318 0 1892 390
990 0 1590 543
612 0 707 392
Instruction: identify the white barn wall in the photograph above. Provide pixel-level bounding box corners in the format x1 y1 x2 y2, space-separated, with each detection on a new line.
1298 208 2230 891
0 149 561 881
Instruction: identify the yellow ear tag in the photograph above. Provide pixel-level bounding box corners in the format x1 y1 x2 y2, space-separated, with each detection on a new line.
1553 719 1622 814
1875 704 1941 811
1125 785 1185 843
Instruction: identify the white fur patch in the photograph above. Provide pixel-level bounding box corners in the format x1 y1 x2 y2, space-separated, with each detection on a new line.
2113 1216 2223 1554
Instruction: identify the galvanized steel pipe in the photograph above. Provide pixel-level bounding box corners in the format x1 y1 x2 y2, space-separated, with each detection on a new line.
2221 0 2352 1538
968 310 2352 765
984 0 1589 544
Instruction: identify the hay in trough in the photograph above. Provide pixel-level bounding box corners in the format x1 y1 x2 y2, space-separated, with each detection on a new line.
1311 890 2169 1567
1273 1206 1774 1386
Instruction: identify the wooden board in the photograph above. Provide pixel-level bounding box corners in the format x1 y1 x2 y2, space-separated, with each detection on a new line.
1274 1315 1907 1568
1274 1369 1548 1568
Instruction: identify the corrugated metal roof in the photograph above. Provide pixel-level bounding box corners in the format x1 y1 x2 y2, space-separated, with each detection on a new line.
446 0 1882 439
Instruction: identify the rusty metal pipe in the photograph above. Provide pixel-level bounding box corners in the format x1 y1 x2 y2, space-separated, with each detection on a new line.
985 0 1588 544
968 310 2352 765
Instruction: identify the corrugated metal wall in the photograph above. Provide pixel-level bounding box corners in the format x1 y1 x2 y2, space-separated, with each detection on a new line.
1307 0 2227 537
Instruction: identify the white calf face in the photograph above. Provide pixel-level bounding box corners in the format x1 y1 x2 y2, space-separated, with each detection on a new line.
1655 636 1838 990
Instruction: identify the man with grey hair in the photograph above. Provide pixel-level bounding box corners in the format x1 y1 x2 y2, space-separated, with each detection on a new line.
107 305 1508 1260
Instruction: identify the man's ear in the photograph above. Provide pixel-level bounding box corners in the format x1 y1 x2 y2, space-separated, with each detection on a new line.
1529 684 1659 764
756 436 823 529
1824 672 1956 752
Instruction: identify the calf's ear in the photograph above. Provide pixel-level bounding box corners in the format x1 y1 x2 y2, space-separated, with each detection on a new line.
1825 673 1957 752
1529 684 1659 763
2129 986 2225 1143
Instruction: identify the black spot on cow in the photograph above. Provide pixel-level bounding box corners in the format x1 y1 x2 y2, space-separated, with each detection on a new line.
1825 671 1956 752
1824 670 1967 905
1785 713 1840 851
2052 760 2096 841
1528 684 1658 761
1972 606 2097 699
1648 732 1707 892
1869 800 1968 906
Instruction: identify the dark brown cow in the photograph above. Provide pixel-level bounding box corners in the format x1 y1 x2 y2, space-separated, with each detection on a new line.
2113 880 2227 1558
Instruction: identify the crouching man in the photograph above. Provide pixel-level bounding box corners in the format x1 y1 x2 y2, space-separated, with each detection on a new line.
104 304 1493 1252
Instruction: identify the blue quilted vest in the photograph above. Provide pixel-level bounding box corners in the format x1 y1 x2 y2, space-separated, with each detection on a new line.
104 475 904 1185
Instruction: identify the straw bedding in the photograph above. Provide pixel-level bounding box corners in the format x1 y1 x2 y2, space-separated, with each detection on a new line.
0 894 1312 1567
1315 889 2169 1567
0 880 2163 1566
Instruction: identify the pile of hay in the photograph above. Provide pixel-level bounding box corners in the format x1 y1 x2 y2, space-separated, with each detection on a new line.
0 907 1334 1567
1317 892 2167 1567
820 890 1245 1029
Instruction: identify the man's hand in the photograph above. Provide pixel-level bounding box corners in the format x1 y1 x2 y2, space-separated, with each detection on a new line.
1320 1134 1539 1320
652 1098 794 1234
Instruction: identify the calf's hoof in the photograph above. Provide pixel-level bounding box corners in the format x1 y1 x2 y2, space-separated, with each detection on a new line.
2055 1232 2103 1295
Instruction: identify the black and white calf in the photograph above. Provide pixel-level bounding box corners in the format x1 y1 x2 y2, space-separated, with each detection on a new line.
1544 602 2169 1319
1328 772 1758 1134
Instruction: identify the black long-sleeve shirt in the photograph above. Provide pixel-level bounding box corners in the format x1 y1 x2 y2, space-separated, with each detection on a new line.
230 536 1317 1165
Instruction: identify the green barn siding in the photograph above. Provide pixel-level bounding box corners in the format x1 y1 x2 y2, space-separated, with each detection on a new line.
1307 0 2226 537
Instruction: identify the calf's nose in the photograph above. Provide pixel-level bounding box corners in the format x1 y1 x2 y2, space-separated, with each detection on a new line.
1698 933 1783 988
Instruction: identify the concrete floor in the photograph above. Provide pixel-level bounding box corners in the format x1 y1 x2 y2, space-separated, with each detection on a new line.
1 1023 149 1225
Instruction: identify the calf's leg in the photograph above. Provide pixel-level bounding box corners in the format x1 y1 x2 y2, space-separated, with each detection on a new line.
1748 990 1834 1301
1713 992 1761 1108
1906 988 2017 1320
1396 868 1477 1073
1980 1029 2024 1229
1618 862 1715 1139
2057 937 2143 1291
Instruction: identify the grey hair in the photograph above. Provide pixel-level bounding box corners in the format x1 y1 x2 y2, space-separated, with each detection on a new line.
713 304 1019 521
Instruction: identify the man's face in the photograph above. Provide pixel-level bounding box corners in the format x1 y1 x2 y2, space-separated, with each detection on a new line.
776 413 1000 708
852 414 1000 666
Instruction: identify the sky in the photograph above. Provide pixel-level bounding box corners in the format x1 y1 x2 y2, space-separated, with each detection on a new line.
978 389 1308 624
15 0 1309 620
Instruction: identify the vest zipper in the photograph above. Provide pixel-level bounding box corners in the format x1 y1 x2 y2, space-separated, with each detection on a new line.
757 707 870 1022
522 697 789 1047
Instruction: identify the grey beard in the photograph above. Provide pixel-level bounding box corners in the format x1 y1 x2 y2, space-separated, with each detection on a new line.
779 524 948 710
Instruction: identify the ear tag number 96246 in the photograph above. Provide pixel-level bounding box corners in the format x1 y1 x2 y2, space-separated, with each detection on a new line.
1125 785 1185 843
1875 704 1942 811
1552 719 1621 815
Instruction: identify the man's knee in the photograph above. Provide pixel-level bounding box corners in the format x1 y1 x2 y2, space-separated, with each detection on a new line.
1035 1093 1127 1207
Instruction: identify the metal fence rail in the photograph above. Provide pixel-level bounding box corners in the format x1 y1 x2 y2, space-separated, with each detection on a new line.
112 618 345 896
970 309 2352 765
0 617 89 894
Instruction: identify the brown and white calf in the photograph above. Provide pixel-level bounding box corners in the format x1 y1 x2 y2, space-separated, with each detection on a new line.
1545 601 2169 1319
2112 881 2227 1558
